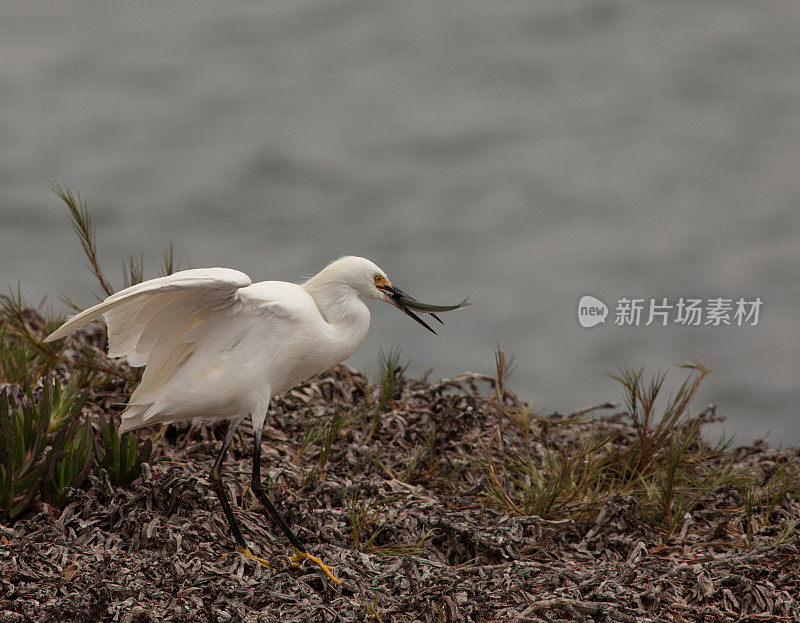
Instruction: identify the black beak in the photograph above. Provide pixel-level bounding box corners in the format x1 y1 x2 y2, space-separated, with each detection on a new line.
379 284 439 335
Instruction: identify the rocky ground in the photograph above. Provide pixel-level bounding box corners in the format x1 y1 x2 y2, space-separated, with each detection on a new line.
2 356 799 622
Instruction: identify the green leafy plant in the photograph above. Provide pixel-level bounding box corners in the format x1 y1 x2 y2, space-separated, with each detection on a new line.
96 416 152 487
0 376 88 521
48 420 94 508
40 375 87 434
0 386 57 521
0 185 169 523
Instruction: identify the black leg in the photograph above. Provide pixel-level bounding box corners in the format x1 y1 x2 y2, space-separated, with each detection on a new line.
250 425 307 551
208 417 250 553
251 424 341 585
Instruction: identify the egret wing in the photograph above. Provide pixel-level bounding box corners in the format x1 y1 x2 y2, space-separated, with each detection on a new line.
45 268 251 367
121 281 312 431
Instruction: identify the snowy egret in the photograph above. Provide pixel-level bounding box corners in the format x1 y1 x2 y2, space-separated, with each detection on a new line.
46 256 469 586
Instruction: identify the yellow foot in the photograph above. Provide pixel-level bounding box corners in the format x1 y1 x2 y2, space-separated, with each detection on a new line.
289 548 342 586
220 545 272 568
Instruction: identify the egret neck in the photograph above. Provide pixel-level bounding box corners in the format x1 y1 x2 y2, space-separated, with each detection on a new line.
302 273 371 360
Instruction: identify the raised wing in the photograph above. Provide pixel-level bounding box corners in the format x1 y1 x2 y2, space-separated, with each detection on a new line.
45 268 251 367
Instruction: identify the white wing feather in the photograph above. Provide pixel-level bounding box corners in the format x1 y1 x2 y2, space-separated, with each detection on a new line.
45 268 251 351
118 281 315 432
45 269 252 432
45 267 357 434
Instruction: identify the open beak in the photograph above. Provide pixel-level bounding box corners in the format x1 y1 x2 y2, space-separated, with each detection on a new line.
378 284 440 334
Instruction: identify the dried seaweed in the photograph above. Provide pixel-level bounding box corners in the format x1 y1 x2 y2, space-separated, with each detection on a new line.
0 320 798 622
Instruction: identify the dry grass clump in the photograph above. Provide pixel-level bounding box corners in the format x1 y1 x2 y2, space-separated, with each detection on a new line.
475 359 729 533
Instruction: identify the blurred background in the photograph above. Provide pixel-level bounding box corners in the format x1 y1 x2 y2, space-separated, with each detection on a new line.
1 1 798 443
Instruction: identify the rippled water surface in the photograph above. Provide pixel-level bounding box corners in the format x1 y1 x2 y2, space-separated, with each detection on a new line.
2 2 799 442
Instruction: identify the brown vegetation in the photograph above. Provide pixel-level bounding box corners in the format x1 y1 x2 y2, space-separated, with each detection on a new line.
1 311 798 621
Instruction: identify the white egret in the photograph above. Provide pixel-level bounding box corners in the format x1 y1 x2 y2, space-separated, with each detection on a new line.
45 256 468 586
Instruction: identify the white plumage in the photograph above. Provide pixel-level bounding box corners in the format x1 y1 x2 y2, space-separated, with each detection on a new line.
46 257 384 434
46 255 464 585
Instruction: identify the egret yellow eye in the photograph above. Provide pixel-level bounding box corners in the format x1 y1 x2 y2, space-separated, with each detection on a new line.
373 274 392 289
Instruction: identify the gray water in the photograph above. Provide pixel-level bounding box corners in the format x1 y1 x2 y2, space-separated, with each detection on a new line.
2 1 799 444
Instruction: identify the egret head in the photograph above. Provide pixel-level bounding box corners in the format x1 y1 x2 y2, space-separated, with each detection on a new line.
371 272 444 335
312 256 388 301
307 256 446 334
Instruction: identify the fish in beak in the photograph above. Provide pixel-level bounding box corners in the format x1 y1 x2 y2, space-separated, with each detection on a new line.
375 279 471 335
